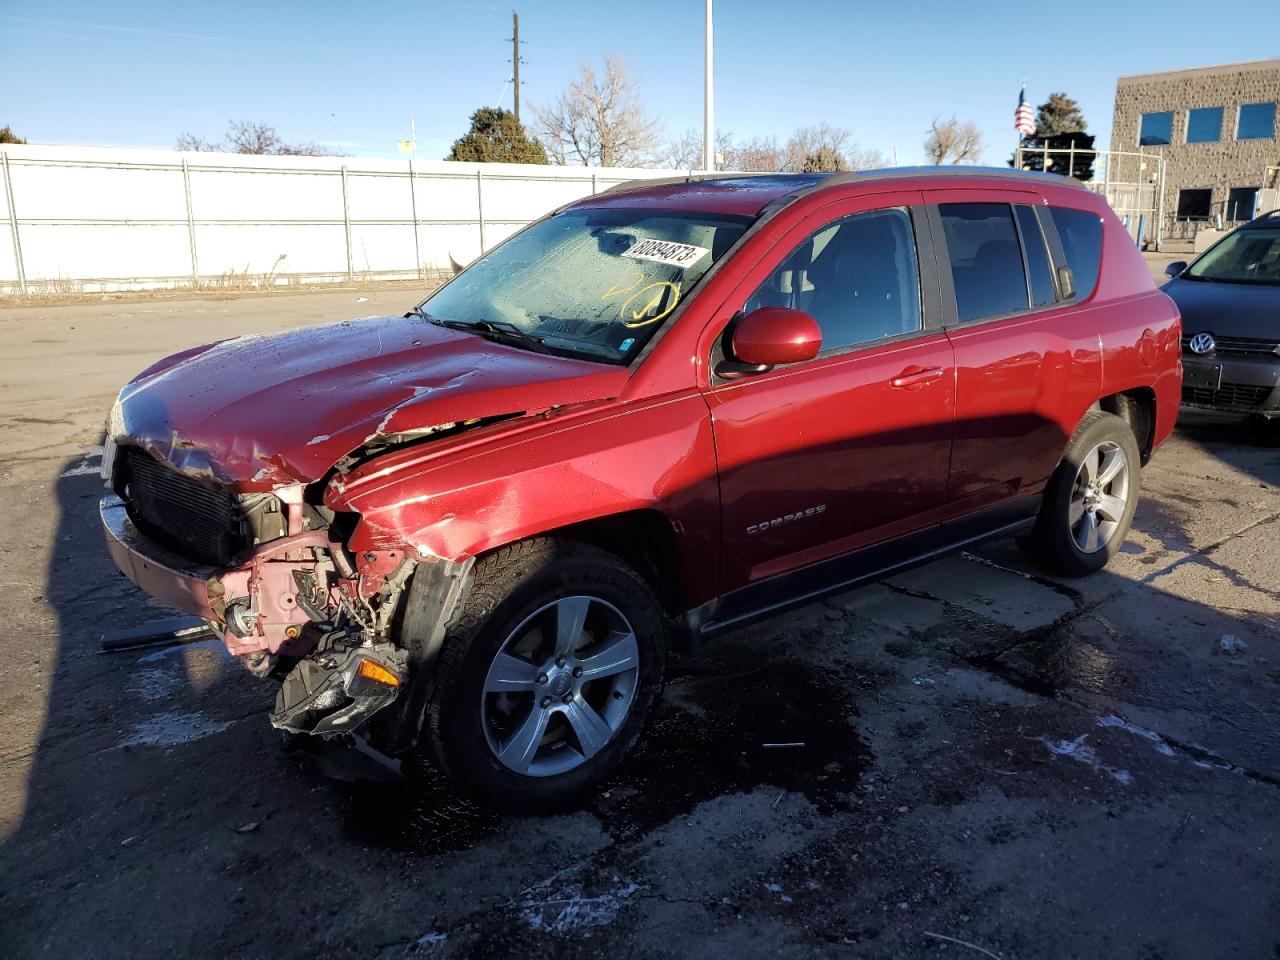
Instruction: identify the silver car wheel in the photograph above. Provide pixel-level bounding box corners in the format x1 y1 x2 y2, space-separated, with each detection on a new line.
1069 440 1130 553
480 595 639 778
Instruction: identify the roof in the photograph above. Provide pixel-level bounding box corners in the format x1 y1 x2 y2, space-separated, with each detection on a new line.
573 167 1082 217
1116 57 1280 85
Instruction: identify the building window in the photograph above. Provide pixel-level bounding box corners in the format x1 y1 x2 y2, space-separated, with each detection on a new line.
1176 189 1213 221
1236 102 1276 141
1226 187 1259 222
1138 111 1174 146
1186 107 1223 143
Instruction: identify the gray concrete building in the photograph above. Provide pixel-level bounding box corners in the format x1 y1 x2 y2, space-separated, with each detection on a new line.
1112 58 1279 244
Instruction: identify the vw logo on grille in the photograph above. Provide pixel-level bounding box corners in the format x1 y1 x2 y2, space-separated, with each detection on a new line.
1188 332 1216 355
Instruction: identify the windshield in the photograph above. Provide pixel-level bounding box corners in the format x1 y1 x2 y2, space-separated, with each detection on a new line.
418 208 751 363
1185 225 1280 285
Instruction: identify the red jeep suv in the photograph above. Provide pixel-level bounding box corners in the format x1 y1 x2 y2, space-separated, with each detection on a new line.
101 168 1181 808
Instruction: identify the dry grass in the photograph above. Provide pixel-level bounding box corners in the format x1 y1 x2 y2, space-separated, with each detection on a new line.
0 267 450 308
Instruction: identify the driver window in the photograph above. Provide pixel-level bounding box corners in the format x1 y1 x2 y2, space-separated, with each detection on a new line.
745 207 922 354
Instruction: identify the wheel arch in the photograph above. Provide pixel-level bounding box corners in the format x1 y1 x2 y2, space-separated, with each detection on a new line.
540 509 686 617
1099 387 1156 463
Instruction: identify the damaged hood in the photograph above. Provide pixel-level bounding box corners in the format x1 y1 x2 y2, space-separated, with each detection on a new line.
112 314 627 489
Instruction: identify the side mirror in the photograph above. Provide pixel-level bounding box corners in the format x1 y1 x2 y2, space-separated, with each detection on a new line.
1164 260 1188 279
729 307 822 369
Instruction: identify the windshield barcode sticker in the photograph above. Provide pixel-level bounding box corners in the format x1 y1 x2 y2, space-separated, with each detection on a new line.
622 238 709 269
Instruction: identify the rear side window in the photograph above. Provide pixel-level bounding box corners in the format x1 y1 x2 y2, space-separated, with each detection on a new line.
1014 206 1057 307
939 203 1029 323
1048 207 1104 300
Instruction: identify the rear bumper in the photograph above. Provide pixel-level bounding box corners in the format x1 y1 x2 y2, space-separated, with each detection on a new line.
100 494 220 620
1181 354 1280 414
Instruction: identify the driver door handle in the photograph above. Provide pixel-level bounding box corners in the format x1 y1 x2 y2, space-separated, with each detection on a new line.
890 366 945 389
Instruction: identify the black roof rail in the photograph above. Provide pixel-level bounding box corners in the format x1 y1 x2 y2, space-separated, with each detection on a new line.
1251 208 1280 222
597 165 1083 200
822 165 1084 188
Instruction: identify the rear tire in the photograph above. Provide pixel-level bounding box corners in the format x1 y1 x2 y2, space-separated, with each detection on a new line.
1021 411 1141 577
419 538 666 812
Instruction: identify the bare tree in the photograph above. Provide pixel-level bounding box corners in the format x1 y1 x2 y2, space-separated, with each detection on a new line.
535 54 662 167
662 128 736 170
784 124 849 172
725 135 786 172
924 116 984 165
175 132 217 152
664 123 882 174
175 121 332 156
662 129 703 170
781 124 884 172
844 144 889 171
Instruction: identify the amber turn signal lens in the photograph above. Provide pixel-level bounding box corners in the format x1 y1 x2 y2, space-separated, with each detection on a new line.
357 658 401 687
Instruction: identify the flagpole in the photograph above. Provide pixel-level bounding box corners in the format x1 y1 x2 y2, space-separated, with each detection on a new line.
1016 77 1025 169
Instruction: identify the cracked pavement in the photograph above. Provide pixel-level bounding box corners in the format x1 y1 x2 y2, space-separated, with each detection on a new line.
1 289 1277 959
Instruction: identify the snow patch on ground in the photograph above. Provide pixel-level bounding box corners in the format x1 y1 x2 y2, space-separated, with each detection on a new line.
515 875 639 935
136 637 226 664
128 667 179 702
1043 733 1132 784
1097 714 1177 757
60 461 102 477
119 711 232 747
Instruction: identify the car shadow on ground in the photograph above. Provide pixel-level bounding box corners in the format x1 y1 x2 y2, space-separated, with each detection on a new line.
3 417 1279 959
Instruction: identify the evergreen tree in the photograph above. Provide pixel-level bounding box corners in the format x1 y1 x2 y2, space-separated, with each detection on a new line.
1013 92 1094 181
0 125 26 144
447 108 548 164
801 146 845 173
1035 93 1088 137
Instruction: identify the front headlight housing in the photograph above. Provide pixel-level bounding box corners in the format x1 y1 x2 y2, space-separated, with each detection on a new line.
101 395 125 486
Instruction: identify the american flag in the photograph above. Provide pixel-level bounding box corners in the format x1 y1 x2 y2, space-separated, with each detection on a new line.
1015 86 1037 137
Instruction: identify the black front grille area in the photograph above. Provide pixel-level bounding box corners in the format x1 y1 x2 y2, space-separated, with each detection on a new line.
1182 383 1274 411
120 449 250 566
1181 335 1280 358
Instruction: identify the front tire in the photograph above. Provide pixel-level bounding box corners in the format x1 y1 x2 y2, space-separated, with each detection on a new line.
1022 411 1141 577
419 538 666 812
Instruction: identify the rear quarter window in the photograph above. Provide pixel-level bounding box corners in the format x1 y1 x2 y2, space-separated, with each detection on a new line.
1049 207 1104 300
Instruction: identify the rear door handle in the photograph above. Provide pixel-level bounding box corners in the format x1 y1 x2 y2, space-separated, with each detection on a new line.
890 366 945 389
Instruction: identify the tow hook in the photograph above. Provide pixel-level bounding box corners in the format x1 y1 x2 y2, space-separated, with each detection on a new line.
270 629 406 738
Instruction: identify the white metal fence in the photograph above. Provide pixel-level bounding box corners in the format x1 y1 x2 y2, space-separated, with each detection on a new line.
1015 146 1167 250
0 145 692 295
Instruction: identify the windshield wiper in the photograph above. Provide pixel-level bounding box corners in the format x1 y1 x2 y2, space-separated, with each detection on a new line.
431 317 550 353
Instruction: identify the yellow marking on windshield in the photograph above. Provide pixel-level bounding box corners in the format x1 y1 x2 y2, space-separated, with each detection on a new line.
621 281 682 328
601 271 644 302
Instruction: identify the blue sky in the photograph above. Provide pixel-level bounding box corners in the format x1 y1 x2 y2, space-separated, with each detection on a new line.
2 0 1275 165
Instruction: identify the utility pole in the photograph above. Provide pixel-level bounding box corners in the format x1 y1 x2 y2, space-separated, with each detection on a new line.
703 0 714 171
510 11 524 123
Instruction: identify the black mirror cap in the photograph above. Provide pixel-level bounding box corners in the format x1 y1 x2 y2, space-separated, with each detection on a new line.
1164 260 1188 278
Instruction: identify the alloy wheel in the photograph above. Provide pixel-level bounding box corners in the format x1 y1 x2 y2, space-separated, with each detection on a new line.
480 595 640 777
1069 440 1130 553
